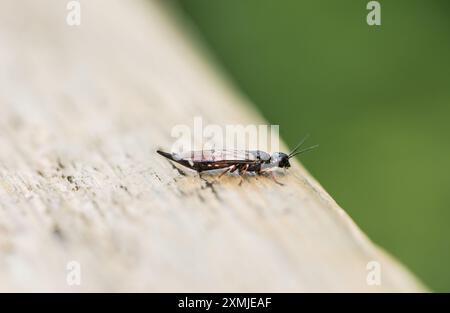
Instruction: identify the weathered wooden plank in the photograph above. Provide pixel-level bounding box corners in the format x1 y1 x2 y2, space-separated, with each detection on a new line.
0 0 424 292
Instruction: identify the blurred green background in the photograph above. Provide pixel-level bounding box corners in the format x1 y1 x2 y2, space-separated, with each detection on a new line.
173 0 450 291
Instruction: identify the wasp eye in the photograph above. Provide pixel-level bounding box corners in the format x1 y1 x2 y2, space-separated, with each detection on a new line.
278 157 290 168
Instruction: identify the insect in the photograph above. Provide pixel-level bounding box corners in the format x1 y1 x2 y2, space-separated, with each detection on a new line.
157 135 317 185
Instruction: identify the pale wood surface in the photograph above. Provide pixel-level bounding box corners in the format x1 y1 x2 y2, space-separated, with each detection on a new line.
0 0 424 292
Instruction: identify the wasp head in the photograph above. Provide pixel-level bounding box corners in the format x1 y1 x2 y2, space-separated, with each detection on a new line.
270 152 291 168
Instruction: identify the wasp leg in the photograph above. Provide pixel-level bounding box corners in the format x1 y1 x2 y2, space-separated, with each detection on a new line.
238 164 250 186
218 165 236 179
258 169 284 186
270 171 284 186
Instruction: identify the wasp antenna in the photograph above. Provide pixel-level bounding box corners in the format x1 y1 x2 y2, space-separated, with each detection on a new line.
289 144 319 158
288 134 310 157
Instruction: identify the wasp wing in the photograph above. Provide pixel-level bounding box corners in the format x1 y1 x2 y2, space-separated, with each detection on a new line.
160 150 270 172
177 150 270 162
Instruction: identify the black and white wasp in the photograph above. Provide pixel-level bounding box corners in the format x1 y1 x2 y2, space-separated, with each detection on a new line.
157 136 317 185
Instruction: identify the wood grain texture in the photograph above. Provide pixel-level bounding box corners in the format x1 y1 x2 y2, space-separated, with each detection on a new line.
0 0 424 292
